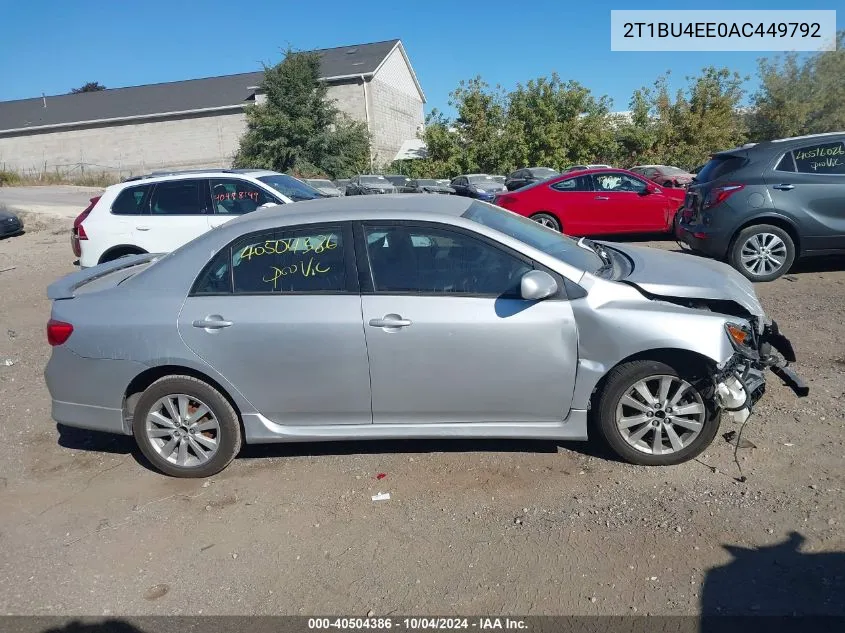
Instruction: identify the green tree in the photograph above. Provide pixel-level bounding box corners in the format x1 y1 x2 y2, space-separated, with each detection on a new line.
506 74 617 170
750 31 845 140
71 81 106 94
615 68 747 169
233 48 370 178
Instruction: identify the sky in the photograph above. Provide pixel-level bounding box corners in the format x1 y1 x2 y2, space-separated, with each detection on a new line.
0 0 840 117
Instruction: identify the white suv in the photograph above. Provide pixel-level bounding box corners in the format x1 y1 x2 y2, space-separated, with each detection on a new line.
71 169 324 268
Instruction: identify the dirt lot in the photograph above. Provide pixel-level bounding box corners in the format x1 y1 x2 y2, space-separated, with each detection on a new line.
0 210 842 617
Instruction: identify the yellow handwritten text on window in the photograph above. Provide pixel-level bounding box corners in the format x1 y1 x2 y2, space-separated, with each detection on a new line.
239 235 338 261
262 258 332 289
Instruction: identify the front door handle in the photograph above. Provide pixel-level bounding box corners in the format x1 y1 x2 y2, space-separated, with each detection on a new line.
594 196 609 200
192 315 233 330
369 315 412 329
136 226 150 231
772 183 795 191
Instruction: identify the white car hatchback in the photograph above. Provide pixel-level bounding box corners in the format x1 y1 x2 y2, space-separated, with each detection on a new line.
71 169 324 268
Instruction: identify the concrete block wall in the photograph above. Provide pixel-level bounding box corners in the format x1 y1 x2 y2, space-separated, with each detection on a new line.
326 81 367 124
368 79 424 164
0 111 248 177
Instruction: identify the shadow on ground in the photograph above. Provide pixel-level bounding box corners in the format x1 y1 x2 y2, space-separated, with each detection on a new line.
57 423 618 475
701 531 845 620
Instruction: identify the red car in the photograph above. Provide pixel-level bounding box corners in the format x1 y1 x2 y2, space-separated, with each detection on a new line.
493 168 686 235
629 164 695 189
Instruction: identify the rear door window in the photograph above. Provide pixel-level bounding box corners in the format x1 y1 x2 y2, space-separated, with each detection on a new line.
230 226 348 294
149 179 212 215
111 184 152 215
790 141 845 175
696 155 747 183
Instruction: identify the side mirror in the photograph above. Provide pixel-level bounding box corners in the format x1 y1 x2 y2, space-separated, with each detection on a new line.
258 202 277 209
520 270 558 301
645 183 660 195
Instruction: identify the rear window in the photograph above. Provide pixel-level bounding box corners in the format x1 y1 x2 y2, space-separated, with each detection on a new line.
695 155 747 183
111 184 151 215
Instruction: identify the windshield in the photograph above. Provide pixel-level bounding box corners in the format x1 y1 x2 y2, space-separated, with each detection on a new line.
469 175 497 184
257 175 323 202
416 179 439 186
661 166 688 176
529 168 558 178
307 179 335 188
462 201 603 272
361 175 390 185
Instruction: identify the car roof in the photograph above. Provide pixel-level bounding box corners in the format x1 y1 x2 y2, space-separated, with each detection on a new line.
225 194 474 232
117 168 280 188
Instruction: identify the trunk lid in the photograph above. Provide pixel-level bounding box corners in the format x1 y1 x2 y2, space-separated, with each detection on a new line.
48 253 161 300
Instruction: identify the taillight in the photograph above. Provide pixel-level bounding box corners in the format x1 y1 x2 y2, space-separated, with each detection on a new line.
71 196 99 256
47 319 74 346
496 195 517 207
702 184 744 210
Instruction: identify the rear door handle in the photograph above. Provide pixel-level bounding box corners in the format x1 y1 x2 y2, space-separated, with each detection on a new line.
594 196 609 200
192 315 233 330
369 315 412 328
136 226 150 231
772 184 795 191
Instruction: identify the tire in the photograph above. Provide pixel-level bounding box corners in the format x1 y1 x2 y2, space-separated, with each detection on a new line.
728 224 795 282
594 360 720 466
530 212 561 232
132 375 242 478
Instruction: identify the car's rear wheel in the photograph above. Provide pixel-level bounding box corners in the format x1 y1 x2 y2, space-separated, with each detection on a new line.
99 247 146 264
594 360 719 466
728 224 795 282
531 212 561 232
132 375 242 478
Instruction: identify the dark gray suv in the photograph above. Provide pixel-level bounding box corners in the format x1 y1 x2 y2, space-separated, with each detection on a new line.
676 132 845 281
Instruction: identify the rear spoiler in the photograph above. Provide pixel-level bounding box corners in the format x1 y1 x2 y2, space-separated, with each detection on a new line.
47 253 161 300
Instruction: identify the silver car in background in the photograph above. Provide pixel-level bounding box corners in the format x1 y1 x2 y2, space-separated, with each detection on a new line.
44 196 807 477
304 178 344 197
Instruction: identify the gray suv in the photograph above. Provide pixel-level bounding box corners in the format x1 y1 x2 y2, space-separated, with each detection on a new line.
676 132 845 281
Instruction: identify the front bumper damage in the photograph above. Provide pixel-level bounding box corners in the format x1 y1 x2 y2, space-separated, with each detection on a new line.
713 319 808 424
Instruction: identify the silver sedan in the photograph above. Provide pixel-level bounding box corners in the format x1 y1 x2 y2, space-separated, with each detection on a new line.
45 195 807 477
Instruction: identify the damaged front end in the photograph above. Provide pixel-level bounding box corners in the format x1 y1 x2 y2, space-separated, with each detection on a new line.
714 318 809 424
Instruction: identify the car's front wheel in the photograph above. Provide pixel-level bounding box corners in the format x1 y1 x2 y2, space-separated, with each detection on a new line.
132 375 242 478
728 224 795 282
594 360 719 466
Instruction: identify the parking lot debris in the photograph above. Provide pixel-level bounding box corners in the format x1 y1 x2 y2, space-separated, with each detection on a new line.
784 275 798 282
2 358 17 366
7 329 16 339
0 266 15 274
371 492 390 502
142 584 169 601
375 473 387 480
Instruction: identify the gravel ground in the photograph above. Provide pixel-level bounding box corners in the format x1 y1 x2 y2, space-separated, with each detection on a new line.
0 212 842 617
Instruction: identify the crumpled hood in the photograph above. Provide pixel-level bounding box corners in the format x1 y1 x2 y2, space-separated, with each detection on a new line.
607 242 765 323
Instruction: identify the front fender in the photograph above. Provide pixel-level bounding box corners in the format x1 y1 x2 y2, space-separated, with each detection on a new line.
569 281 737 409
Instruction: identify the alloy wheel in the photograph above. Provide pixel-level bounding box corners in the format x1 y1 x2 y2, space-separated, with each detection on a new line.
740 233 788 277
615 375 706 455
145 394 220 467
